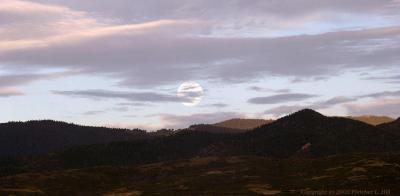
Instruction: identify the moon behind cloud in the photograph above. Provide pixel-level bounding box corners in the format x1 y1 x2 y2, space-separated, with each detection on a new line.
177 82 204 107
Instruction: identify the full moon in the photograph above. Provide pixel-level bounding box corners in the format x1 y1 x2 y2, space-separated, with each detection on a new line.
177 81 204 107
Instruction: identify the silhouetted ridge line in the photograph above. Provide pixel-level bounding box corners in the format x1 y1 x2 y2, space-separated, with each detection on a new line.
2 120 131 131
214 118 273 130
283 108 325 119
377 117 400 133
2 109 400 167
188 124 246 134
0 120 150 156
347 115 394 125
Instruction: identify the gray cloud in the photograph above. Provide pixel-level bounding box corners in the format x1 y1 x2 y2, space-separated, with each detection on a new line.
363 75 400 83
313 96 358 109
1 70 76 83
204 103 229 108
361 90 400 98
0 74 45 87
117 102 150 107
291 76 330 83
0 71 74 87
0 71 77 98
263 90 400 117
264 96 357 116
0 0 400 90
345 99 400 118
30 0 400 29
264 105 307 117
248 86 291 93
52 89 185 103
123 114 138 118
323 96 356 105
1 19 400 87
1 0 399 128
248 86 267 92
82 106 130 116
82 110 106 116
248 93 317 104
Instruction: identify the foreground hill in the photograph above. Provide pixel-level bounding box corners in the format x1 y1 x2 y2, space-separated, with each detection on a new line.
48 109 400 168
188 124 246 134
1 154 399 195
215 109 400 157
2 109 399 167
0 120 149 156
214 118 273 130
347 115 394 125
187 118 274 134
377 118 400 134
1 109 399 194
378 117 400 127
1 109 400 194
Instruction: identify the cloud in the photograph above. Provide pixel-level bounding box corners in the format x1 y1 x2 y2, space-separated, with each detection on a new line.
2 0 400 89
312 96 357 109
0 0 399 128
0 74 45 87
264 96 357 116
117 102 150 107
82 106 129 116
0 71 74 87
0 0 99 41
345 98 400 118
82 110 106 116
0 88 23 97
363 75 400 83
52 89 186 103
2 24 400 88
0 71 76 97
203 103 229 108
248 86 291 93
323 96 356 105
264 105 307 117
28 0 400 33
361 90 400 99
0 19 191 52
263 89 400 117
157 112 245 128
248 93 317 104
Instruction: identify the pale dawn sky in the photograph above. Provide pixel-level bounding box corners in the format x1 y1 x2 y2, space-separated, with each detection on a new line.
1 0 400 129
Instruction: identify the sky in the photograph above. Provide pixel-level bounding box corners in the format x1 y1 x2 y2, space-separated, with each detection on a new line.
1 0 400 130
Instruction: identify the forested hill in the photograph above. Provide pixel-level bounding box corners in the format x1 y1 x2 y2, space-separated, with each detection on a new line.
0 120 149 156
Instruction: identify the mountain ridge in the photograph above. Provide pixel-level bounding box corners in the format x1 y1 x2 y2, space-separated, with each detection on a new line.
208 109 400 157
214 118 273 130
0 120 150 156
47 109 400 168
1 109 399 160
347 115 394 125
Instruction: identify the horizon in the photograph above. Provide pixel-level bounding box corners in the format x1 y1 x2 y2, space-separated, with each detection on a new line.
1 0 400 130
1 108 398 131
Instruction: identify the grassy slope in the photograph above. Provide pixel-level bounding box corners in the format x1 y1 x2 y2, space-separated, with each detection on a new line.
0 154 399 195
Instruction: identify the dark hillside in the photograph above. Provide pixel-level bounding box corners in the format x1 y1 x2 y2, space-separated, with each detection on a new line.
0 120 149 156
188 124 246 134
3 110 400 169
53 109 400 168
58 131 233 168
378 118 400 131
238 109 399 157
209 109 400 157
